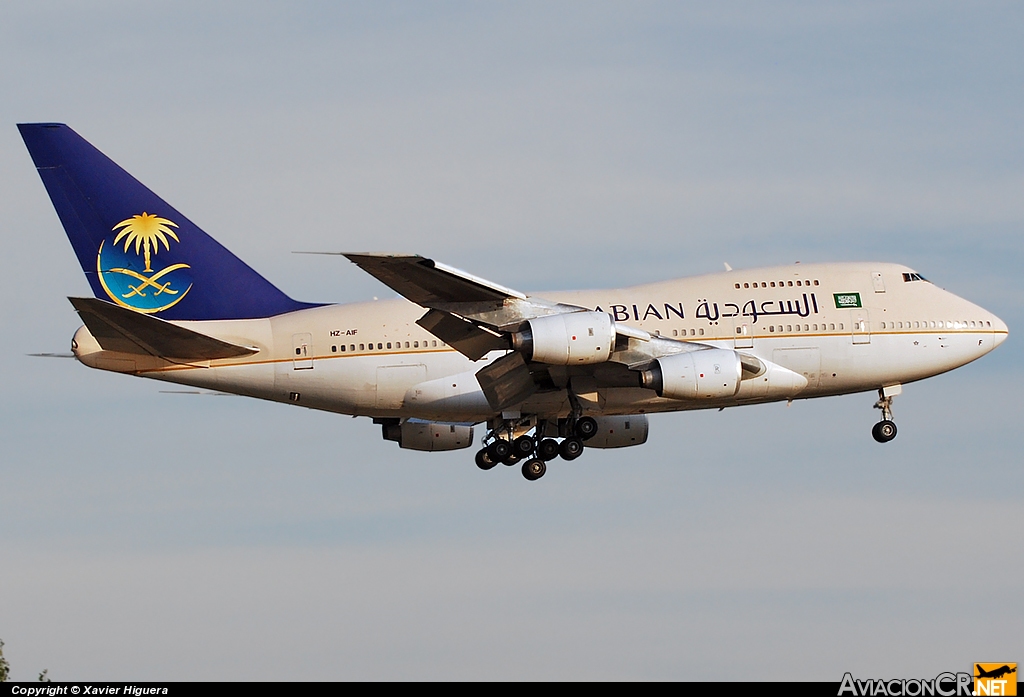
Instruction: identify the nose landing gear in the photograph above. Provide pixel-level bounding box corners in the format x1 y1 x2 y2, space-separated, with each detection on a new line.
872 385 901 443
872 420 897 443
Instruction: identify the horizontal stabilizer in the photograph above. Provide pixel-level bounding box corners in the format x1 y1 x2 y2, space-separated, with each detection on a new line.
70 297 257 360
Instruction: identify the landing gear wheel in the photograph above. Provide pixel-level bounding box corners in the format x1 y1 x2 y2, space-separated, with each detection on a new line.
488 440 512 462
537 438 560 461
575 416 598 441
872 420 897 443
475 448 497 470
502 451 521 466
512 435 536 458
559 437 584 461
521 458 546 481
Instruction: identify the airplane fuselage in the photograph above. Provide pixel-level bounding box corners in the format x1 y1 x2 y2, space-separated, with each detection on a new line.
72 261 1008 423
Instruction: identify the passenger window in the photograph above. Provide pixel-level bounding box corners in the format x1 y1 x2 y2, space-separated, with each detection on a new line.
813 280 819 285
839 323 844 330
386 342 392 349
414 341 419 348
829 323 835 331
698 329 704 336
744 283 749 288
786 325 792 332
788 281 793 286
295 348 301 355
770 282 776 287
734 283 740 289
405 341 410 348
340 345 346 352
359 344 365 350
769 326 775 333
350 345 355 351
432 340 437 347
332 345 337 352
378 343 383 349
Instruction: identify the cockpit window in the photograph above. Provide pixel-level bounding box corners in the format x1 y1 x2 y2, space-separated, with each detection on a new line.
902 272 929 283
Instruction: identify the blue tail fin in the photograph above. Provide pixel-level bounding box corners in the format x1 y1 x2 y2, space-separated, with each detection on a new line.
19 123 318 320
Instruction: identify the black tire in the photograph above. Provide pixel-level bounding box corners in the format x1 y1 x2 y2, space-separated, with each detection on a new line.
560 437 584 461
502 451 521 466
521 458 546 481
512 435 535 457
575 416 599 440
488 439 512 461
537 438 560 461
475 448 497 470
872 420 897 443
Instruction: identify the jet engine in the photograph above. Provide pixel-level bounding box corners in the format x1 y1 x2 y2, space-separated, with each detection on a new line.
382 420 475 452
512 312 616 365
583 415 649 449
641 348 742 400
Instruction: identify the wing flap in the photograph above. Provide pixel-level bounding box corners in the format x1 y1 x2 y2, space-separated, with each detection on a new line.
70 297 257 360
416 309 508 361
474 351 538 411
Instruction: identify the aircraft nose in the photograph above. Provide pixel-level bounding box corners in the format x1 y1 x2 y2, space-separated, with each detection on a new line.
992 313 1009 348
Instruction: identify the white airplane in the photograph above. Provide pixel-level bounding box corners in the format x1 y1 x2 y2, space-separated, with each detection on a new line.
20 124 1009 480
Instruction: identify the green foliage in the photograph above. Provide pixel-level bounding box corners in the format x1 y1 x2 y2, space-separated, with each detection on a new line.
0 639 10 682
0 640 49 682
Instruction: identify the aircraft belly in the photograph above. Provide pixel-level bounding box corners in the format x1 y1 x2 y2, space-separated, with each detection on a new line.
403 370 492 421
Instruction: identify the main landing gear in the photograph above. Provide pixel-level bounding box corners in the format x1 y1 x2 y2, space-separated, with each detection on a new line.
474 416 598 481
871 385 901 443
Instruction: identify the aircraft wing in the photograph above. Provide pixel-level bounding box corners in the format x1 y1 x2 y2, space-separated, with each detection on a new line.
70 297 258 360
343 253 527 305
344 253 595 360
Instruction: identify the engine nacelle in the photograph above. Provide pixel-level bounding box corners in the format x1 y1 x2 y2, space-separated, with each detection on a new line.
642 348 742 400
584 415 649 449
513 312 616 365
383 420 475 452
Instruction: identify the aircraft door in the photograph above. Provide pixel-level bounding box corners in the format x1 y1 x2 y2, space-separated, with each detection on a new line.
871 271 886 293
292 333 313 369
851 311 871 345
732 320 754 349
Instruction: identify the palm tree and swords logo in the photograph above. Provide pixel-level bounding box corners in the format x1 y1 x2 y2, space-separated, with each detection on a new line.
96 212 193 313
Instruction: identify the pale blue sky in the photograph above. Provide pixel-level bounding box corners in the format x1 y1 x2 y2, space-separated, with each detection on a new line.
1 1 1021 680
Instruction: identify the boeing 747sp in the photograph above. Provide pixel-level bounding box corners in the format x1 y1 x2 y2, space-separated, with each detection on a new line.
19 124 1009 480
